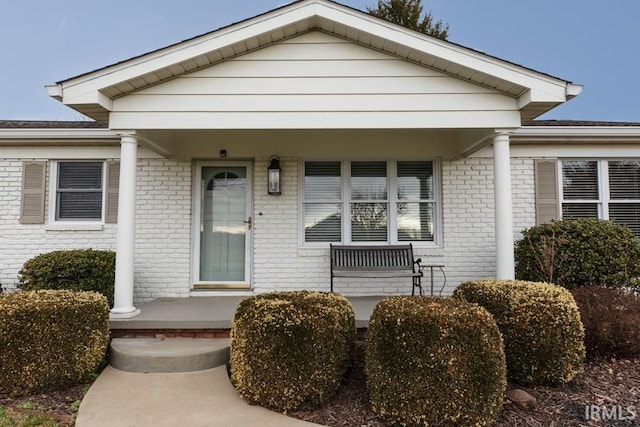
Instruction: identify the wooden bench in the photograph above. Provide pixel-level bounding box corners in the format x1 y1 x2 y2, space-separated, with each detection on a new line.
330 244 425 295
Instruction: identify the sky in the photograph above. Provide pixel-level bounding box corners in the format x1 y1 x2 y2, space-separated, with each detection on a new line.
1 0 638 122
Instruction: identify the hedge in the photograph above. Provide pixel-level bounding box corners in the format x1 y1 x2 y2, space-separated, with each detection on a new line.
571 286 640 360
454 279 585 385
230 291 355 412
515 219 640 289
366 296 506 427
0 290 110 396
18 249 115 306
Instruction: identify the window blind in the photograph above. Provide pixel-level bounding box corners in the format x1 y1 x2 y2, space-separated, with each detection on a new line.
609 161 640 200
304 162 342 242
562 161 598 199
350 162 388 242
56 162 103 220
303 160 437 244
397 161 434 241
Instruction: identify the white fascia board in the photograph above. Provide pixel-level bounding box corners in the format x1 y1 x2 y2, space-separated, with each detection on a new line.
0 146 163 159
56 2 322 102
566 84 584 99
316 4 570 101
54 0 572 106
0 128 118 141
512 126 640 143
45 84 62 100
57 88 114 112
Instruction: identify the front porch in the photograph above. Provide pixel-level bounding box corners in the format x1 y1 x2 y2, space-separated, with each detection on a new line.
109 295 386 337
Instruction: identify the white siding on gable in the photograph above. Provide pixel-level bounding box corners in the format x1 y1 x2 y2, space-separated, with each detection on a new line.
110 31 520 130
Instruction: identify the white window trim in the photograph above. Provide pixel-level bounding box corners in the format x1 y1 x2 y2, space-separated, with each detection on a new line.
298 159 441 248
48 160 106 225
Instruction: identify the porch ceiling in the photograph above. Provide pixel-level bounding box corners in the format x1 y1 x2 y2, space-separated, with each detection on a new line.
138 128 494 160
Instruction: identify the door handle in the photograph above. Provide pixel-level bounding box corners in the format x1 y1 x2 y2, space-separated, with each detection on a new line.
243 217 252 230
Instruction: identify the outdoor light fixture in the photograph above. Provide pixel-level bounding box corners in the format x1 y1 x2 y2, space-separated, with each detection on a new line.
267 155 281 195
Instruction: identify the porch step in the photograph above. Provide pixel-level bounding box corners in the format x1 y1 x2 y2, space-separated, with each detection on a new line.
109 338 230 373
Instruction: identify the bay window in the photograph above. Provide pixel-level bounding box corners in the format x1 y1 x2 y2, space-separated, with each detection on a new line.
303 160 438 244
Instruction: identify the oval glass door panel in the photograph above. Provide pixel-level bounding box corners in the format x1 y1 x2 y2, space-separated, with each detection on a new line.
200 167 247 282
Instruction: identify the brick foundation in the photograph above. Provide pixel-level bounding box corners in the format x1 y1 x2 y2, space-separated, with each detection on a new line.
111 327 370 340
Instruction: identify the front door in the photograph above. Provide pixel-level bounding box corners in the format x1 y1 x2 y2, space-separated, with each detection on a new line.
194 162 252 288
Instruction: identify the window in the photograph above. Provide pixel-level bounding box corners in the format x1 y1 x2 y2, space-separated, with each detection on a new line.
303 160 438 244
54 161 104 221
560 160 640 237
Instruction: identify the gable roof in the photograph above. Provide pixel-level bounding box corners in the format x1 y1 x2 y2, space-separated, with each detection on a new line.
47 0 581 125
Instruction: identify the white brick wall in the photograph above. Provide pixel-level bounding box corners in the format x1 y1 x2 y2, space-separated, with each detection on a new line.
251 156 537 296
133 159 192 302
0 159 118 291
1 154 538 301
0 158 192 304
511 158 536 236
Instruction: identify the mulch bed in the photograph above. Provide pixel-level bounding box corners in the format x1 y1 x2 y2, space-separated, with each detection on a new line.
289 342 640 426
0 383 87 426
1 344 638 426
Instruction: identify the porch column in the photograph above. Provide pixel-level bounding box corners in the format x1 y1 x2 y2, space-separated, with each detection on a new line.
493 132 515 279
110 134 140 318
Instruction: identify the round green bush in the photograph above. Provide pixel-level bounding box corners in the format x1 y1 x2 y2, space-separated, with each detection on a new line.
366 296 506 427
515 219 640 289
230 291 355 412
571 286 640 360
453 279 585 385
18 249 115 306
0 290 110 396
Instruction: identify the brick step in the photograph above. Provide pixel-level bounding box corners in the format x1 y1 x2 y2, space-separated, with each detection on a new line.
109 337 230 373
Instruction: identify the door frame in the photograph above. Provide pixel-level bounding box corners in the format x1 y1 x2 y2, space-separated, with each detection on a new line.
191 160 253 289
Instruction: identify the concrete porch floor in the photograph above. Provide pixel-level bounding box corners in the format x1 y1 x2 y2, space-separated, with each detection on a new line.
109 295 385 331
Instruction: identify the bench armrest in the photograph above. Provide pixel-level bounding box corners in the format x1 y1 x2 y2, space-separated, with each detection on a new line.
414 257 423 273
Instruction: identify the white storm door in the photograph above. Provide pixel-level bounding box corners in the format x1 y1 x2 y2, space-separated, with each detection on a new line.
195 162 252 286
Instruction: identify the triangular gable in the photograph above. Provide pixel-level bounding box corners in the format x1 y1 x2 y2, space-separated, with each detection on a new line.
47 0 581 125
108 31 521 130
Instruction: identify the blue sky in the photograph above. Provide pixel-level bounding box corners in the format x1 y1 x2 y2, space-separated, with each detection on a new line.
1 0 638 122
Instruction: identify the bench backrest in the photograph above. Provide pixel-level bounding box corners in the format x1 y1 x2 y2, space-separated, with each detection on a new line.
330 244 416 272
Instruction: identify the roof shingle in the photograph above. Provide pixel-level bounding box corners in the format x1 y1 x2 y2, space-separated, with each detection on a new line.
527 120 640 127
0 120 107 129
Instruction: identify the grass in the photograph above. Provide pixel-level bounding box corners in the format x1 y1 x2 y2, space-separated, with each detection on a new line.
0 406 60 427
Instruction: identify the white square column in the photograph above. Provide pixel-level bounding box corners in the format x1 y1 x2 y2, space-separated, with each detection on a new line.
110 134 141 318
493 132 515 279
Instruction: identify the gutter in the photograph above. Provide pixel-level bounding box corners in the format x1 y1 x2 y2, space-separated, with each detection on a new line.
512 126 640 143
0 128 119 144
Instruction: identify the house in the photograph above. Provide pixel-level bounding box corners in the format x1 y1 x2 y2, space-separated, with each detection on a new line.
1 0 639 319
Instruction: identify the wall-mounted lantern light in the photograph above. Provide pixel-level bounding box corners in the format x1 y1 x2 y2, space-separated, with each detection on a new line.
268 155 281 195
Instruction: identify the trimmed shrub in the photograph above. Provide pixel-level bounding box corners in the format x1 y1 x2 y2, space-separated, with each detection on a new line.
571 286 640 360
366 296 506 427
230 291 355 412
18 249 115 306
0 290 110 396
453 279 585 385
515 219 640 289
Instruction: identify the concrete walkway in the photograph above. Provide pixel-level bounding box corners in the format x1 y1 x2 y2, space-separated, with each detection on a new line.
76 366 322 427
81 295 389 426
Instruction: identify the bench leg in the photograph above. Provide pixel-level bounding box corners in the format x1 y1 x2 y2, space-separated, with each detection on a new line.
412 277 423 296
